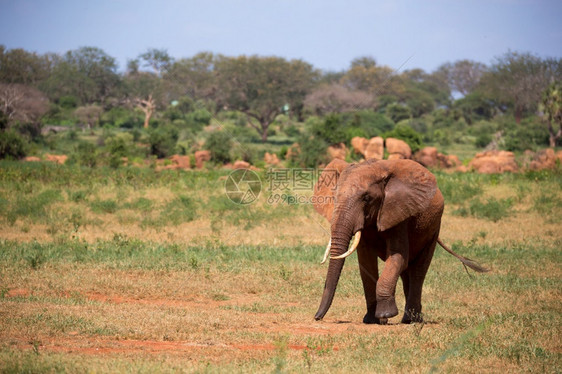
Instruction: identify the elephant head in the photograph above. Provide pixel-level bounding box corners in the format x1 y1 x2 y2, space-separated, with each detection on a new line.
313 158 438 320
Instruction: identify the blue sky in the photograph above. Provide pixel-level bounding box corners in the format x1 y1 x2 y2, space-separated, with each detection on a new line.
1 0 561 73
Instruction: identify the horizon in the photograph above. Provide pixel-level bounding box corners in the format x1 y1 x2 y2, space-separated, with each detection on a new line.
1 0 561 74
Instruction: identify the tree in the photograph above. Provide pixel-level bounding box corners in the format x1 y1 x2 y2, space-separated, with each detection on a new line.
215 55 316 142
540 82 562 147
205 130 232 163
304 84 374 115
138 48 173 77
0 46 52 85
136 94 156 129
385 103 411 123
41 47 120 105
164 52 217 102
120 49 174 128
402 68 451 107
0 83 49 127
124 71 161 128
437 60 487 96
342 56 404 100
74 104 103 128
481 51 561 123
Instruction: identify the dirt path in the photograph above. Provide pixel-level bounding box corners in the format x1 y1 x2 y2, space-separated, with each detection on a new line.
4 287 413 358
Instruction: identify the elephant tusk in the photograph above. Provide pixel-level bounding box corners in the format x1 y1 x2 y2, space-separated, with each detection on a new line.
331 231 362 260
320 239 331 264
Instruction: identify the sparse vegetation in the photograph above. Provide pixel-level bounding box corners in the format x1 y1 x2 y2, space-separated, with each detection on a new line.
0 161 560 372
0 44 561 372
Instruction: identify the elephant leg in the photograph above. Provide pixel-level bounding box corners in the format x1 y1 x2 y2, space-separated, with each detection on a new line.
357 241 380 324
375 225 408 320
401 238 437 324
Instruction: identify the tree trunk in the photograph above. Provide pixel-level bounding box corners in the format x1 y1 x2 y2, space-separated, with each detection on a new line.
260 123 268 142
549 130 561 148
137 94 155 129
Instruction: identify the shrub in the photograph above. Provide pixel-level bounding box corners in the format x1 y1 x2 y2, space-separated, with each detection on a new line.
148 126 179 158
345 110 394 138
385 103 411 123
185 109 212 131
454 92 494 124
284 124 301 138
230 143 261 164
502 119 549 152
229 125 261 143
102 107 142 128
70 141 98 167
291 134 329 168
475 133 493 148
431 129 452 146
310 114 346 145
58 95 78 109
0 130 28 159
105 135 131 168
205 131 232 164
383 124 423 152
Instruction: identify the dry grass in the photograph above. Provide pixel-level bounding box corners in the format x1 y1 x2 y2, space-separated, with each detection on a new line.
0 162 561 372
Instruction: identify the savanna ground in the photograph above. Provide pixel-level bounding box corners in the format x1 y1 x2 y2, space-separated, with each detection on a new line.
0 161 560 373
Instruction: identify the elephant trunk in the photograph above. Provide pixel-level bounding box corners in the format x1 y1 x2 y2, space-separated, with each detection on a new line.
314 209 357 321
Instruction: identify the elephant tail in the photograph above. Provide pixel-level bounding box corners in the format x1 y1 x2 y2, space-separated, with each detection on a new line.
437 238 490 273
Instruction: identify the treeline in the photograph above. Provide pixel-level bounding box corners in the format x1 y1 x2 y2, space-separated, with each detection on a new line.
0 45 561 166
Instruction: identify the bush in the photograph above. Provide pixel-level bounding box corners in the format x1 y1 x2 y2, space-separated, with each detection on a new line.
291 134 329 168
475 133 492 148
0 130 28 159
345 110 394 138
404 118 428 134
454 92 494 124
502 118 549 152
228 125 261 143
383 124 423 153
310 114 346 145
69 141 98 167
385 103 411 123
102 107 142 129
148 126 179 158
284 124 301 138
105 136 129 168
431 129 452 146
230 143 261 164
185 109 212 131
58 95 78 109
205 131 232 164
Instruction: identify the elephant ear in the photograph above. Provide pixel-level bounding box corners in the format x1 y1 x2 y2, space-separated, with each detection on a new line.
377 160 437 232
313 159 349 222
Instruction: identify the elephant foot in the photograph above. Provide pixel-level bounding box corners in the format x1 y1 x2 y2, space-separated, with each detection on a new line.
363 311 385 325
401 308 423 324
375 297 398 319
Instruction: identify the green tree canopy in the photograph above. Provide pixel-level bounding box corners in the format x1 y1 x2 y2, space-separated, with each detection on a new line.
480 51 562 122
215 55 317 142
41 46 120 105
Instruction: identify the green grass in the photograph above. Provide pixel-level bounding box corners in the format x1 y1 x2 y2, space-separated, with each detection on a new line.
0 161 560 372
453 197 514 222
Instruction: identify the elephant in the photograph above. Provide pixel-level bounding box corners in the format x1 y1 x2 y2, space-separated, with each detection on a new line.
313 158 488 324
